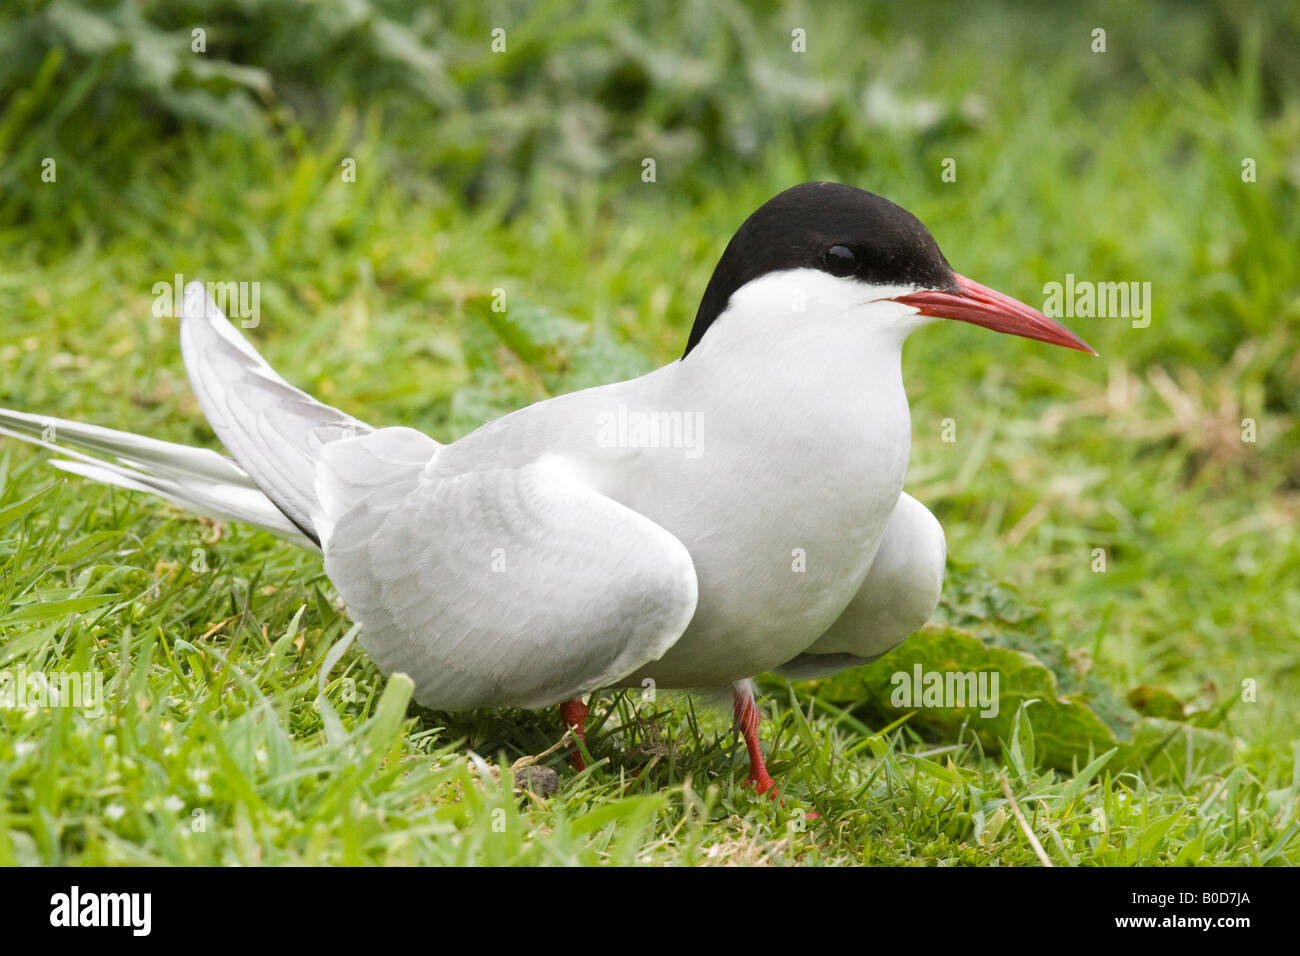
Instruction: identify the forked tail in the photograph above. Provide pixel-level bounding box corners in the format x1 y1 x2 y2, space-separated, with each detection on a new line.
2 281 380 549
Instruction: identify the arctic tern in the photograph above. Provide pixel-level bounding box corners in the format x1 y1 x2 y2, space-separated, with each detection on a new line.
0 182 1092 794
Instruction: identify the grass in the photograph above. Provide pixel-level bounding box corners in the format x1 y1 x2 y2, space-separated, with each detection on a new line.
0 0 1298 864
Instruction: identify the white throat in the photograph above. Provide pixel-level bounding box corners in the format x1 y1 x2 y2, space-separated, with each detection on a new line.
685 268 933 362
669 268 932 405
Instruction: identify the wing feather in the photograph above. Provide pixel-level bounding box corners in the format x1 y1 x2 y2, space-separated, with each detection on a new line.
320 445 699 709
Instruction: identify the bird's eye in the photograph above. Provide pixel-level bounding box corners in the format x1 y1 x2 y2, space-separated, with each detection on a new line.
821 244 859 277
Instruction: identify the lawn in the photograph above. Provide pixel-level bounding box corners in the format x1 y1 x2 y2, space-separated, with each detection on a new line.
0 0 1297 865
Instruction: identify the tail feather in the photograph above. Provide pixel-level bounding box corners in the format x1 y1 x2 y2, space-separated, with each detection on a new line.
179 282 372 546
2 281 381 550
0 410 317 549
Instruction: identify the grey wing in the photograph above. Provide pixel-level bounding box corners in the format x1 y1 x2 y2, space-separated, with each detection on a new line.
776 492 945 681
319 444 700 710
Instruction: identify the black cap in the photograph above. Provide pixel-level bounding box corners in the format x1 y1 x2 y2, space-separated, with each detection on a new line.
684 182 958 356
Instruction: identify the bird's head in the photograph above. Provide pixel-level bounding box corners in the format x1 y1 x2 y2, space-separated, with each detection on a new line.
684 181 1094 357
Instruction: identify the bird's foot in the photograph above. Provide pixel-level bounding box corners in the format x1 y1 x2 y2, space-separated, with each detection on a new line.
733 682 782 800
560 697 589 771
734 683 818 818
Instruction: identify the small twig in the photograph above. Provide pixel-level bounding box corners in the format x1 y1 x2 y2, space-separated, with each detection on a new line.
999 774 1053 867
197 618 229 641
509 731 573 773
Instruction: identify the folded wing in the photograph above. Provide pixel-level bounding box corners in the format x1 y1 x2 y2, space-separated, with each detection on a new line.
776 492 945 680
320 446 700 710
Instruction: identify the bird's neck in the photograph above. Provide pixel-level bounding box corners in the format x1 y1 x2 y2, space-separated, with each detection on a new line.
658 304 915 481
674 292 911 400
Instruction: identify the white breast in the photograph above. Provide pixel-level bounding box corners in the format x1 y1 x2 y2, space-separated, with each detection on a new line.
433 269 932 689
611 271 926 685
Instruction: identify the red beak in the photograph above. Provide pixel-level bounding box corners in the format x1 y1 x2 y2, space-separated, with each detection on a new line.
893 274 1096 354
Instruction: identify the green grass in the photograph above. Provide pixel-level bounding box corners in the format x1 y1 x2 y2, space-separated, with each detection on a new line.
1 0 1298 864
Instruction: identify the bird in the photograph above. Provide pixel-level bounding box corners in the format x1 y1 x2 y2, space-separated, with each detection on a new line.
0 182 1092 795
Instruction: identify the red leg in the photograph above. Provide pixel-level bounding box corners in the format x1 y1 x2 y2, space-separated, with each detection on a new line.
561 698 589 771
733 684 777 797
